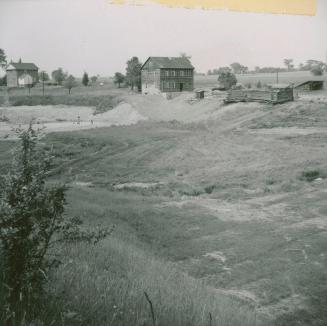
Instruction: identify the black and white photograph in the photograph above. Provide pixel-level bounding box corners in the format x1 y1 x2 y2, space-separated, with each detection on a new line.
0 0 327 325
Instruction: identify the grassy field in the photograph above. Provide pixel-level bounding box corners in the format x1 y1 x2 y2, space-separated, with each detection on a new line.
0 82 126 113
0 72 327 325
195 71 327 89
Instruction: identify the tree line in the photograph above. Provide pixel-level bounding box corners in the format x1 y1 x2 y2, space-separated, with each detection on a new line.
208 58 327 76
0 48 143 93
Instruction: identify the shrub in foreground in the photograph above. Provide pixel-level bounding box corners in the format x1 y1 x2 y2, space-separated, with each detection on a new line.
0 126 111 325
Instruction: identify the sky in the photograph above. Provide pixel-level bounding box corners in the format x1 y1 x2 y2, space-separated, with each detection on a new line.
0 0 326 77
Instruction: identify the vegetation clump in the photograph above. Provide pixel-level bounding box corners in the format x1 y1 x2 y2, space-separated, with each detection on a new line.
300 169 325 182
82 72 89 86
51 68 67 85
0 126 111 325
217 68 237 90
63 75 77 94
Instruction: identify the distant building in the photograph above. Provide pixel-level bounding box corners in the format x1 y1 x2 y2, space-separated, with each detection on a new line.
294 80 324 91
225 84 294 104
141 57 194 96
6 59 39 87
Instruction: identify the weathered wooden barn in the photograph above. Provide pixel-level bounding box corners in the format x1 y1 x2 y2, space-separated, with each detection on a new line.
141 57 194 96
6 59 39 87
294 80 324 91
225 84 294 104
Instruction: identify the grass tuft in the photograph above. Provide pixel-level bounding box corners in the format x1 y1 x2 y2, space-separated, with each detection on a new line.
49 237 257 326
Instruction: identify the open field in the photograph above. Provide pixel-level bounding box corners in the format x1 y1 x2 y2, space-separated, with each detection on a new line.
1 75 327 325
195 71 327 89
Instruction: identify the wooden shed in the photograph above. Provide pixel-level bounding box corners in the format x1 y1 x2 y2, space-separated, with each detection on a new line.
294 80 324 91
195 90 205 99
224 84 294 104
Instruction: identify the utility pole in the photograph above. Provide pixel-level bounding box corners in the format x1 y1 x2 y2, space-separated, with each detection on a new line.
276 69 279 84
42 71 45 97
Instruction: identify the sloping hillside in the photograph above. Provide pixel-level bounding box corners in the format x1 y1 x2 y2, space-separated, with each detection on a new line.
1 90 326 325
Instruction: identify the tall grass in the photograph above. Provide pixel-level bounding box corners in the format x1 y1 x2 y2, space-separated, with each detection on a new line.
2 94 121 113
49 237 257 326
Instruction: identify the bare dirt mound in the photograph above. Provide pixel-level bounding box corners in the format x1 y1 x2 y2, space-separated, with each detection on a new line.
0 102 147 139
124 93 224 122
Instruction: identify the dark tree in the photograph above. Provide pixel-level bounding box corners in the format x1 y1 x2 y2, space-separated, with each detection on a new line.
114 72 125 88
38 71 49 82
0 75 6 86
230 62 242 74
230 63 248 74
51 68 67 85
0 48 6 67
126 57 142 91
63 75 77 94
90 76 98 83
217 70 237 90
256 81 262 89
284 58 294 71
82 72 89 86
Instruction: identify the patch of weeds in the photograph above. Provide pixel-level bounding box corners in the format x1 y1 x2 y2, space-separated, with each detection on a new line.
94 96 122 114
9 95 56 106
179 189 203 197
204 184 216 194
178 186 205 197
299 169 325 182
0 115 9 122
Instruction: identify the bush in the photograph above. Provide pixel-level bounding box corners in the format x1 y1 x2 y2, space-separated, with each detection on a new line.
0 126 111 324
217 71 237 90
0 75 6 86
300 169 325 182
